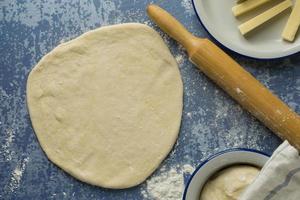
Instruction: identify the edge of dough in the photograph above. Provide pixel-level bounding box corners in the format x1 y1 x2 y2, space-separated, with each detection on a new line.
26 23 183 189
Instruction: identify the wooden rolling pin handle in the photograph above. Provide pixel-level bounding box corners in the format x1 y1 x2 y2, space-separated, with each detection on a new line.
147 4 300 149
147 4 203 56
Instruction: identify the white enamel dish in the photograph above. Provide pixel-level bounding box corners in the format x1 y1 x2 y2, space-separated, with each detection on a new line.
192 0 300 59
183 149 270 200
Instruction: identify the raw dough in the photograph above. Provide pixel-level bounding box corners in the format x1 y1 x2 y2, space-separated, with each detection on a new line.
200 165 260 200
26 23 183 189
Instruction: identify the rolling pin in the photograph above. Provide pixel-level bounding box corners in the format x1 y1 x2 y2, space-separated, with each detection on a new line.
147 4 300 149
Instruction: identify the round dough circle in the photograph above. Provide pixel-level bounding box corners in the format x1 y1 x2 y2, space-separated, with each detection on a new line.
27 23 183 189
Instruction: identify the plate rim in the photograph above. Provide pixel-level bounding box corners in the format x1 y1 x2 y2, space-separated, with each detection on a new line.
191 0 300 60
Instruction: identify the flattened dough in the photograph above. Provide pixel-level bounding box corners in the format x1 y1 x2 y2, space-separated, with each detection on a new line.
27 23 183 189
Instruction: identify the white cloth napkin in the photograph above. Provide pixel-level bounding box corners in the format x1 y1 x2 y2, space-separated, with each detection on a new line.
240 140 300 200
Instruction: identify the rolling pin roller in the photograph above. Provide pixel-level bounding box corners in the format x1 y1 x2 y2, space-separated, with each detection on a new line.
147 5 300 149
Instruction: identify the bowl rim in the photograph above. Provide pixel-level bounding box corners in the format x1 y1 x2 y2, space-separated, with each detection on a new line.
190 0 300 60
182 148 270 200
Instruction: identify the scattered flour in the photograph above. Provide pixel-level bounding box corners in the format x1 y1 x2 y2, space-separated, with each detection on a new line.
2 128 15 161
183 164 195 174
144 20 152 26
160 31 172 46
181 0 194 15
236 88 242 94
2 0 122 28
175 54 185 66
7 157 29 193
142 164 194 200
186 112 192 119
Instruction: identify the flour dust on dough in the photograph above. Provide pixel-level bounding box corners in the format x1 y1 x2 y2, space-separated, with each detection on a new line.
27 23 183 189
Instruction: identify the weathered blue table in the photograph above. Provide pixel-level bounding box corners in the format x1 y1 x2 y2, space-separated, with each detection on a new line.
1 0 299 199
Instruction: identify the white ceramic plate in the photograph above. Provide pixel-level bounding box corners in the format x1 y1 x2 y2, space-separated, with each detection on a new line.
192 0 300 59
183 149 270 200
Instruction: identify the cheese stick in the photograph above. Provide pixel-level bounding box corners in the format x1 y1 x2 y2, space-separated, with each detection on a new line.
282 0 300 42
232 0 272 17
237 0 247 4
239 0 292 35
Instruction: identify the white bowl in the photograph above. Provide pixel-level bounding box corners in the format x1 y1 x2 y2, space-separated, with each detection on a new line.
183 149 270 200
192 0 300 59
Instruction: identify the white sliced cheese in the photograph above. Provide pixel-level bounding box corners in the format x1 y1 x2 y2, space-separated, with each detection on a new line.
239 0 292 35
237 0 247 4
232 0 272 17
282 0 300 42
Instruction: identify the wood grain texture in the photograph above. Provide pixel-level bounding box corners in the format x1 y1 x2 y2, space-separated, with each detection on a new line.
147 4 300 150
147 4 203 56
191 40 300 149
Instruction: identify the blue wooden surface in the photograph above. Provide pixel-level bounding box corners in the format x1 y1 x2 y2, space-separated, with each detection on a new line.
0 0 299 199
